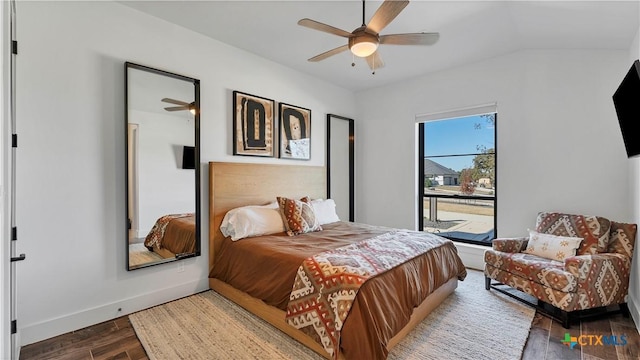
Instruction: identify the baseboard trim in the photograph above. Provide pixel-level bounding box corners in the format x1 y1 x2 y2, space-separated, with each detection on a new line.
453 242 487 271
628 292 640 334
20 277 209 346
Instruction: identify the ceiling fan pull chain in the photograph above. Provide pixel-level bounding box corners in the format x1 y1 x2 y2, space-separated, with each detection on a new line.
372 56 375 75
352 53 356 67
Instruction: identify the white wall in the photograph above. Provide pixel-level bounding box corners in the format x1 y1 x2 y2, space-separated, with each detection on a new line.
15 1 356 345
356 49 631 231
355 50 631 268
627 22 640 331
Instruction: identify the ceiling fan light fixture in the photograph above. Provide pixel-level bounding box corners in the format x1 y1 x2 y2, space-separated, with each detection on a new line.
349 32 379 58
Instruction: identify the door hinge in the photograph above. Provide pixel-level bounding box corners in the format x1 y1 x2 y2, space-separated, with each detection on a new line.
12 134 17 148
11 320 16 334
11 227 17 241
12 41 17 55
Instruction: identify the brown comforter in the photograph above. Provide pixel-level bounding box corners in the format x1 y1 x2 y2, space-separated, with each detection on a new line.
209 221 467 359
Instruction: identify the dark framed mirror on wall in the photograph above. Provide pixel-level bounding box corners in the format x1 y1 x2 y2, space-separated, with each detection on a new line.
125 62 201 270
326 114 355 222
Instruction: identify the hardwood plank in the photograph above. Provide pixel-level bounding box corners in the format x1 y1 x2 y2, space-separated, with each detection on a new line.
20 347 92 360
113 316 132 331
91 334 140 360
609 312 638 328
611 320 640 360
125 344 148 360
20 321 116 359
545 317 582 360
521 325 549 360
111 352 130 360
20 320 131 360
583 354 607 360
73 321 118 339
581 318 618 360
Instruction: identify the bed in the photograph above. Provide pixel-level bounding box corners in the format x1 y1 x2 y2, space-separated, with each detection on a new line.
208 162 467 359
144 213 196 258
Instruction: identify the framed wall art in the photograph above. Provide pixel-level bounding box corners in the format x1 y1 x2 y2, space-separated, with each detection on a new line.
279 103 311 160
233 91 275 157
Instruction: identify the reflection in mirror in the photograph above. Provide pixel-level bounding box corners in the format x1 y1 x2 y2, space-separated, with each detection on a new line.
126 62 201 270
326 114 354 221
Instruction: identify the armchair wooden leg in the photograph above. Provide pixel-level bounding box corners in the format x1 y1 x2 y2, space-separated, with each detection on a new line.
485 276 491 290
620 303 630 318
560 310 571 329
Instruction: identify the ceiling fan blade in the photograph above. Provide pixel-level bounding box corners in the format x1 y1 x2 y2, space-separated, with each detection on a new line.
308 44 349 62
380 32 440 46
365 51 385 71
366 0 409 34
164 106 189 112
298 18 352 38
161 98 190 106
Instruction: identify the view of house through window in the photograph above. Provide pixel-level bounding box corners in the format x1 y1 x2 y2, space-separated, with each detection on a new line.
419 112 496 246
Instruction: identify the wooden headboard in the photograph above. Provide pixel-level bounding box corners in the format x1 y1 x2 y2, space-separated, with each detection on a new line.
208 162 326 272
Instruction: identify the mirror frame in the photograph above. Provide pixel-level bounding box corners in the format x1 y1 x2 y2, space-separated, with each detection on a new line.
326 114 355 221
125 62 201 270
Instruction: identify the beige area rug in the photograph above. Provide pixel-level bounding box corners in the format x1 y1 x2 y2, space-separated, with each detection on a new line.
128 243 164 267
129 270 535 360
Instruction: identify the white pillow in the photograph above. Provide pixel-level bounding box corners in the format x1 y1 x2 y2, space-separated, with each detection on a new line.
220 202 285 241
311 199 340 225
523 229 583 262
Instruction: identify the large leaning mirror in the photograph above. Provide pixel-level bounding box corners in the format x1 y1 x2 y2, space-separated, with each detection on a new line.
125 62 201 270
326 114 354 221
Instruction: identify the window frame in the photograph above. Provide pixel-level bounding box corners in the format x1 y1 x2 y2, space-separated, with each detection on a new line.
418 113 498 246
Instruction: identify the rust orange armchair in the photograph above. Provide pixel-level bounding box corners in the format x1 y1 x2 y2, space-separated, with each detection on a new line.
484 212 637 328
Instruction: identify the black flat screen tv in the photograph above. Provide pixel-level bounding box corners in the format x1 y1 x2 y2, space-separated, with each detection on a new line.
613 59 640 158
182 146 196 169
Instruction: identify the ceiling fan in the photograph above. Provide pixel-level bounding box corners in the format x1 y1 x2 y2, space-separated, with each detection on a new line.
161 98 196 115
298 0 439 73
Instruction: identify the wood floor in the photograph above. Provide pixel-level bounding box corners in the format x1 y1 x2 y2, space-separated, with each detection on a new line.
19 307 640 360
522 311 639 360
19 317 147 360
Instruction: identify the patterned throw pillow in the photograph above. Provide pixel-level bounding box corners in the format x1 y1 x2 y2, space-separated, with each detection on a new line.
276 196 323 236
523 230 583 261
535 212 611 255
608 222 637 258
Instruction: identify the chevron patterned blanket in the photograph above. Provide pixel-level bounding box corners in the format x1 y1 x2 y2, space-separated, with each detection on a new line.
284 230 448 358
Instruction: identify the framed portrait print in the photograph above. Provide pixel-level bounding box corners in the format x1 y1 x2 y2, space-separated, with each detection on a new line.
233 91 275 157
279 103 311 160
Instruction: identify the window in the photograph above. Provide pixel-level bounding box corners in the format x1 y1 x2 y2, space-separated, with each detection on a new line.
418 112 496 246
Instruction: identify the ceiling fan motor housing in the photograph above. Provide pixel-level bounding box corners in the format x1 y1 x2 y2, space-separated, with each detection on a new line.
348 26 380 57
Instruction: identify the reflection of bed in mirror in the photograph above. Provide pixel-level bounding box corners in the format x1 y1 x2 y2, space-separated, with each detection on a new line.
125 62 201 271
143 213 196 258
208 162 467 360
129 214 197 269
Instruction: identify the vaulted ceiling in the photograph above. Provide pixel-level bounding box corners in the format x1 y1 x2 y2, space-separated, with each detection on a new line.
122 1 639 92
